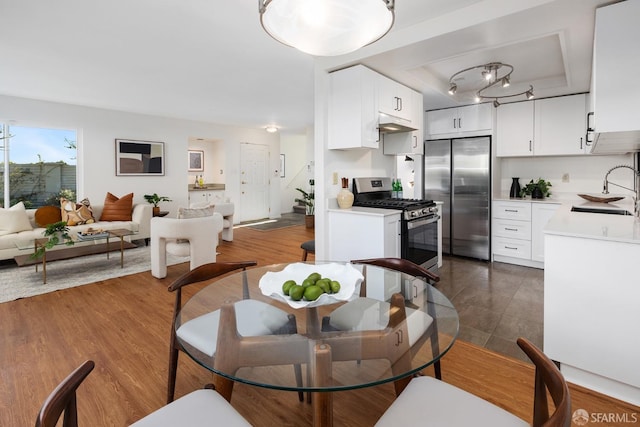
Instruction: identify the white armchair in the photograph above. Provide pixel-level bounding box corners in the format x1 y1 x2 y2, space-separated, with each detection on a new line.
150 214 223 279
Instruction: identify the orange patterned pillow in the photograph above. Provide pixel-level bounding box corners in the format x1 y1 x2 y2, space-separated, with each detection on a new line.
60 198 96 226
99 192 133 221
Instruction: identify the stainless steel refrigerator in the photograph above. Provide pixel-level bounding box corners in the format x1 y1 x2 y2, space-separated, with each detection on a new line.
424 136 491 260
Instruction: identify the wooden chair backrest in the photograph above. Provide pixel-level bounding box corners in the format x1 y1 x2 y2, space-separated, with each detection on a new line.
35 360 94 427
517 338 571 427
167 261 258 314
351 257 440 283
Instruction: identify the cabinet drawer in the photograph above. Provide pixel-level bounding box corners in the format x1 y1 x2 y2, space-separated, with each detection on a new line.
493 219 531 240
493 237 532 259
493 201 531 221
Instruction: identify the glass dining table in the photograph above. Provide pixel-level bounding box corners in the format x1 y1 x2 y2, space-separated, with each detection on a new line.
175 261 459 427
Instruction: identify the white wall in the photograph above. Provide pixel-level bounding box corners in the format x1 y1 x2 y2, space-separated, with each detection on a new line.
498 154 635 198
0 95 281 222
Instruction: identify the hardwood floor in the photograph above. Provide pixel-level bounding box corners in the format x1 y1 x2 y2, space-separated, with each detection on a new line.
0 222 637 426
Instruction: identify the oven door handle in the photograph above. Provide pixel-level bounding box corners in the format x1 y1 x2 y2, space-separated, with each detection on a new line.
406 215 440 229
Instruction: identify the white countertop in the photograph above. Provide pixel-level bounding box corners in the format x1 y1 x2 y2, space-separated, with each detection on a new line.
544 199 640 244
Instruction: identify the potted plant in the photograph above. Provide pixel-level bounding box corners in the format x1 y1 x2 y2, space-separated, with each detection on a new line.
520 178 552 199
144 193 172 216
295 180 315 229
31 221 74 259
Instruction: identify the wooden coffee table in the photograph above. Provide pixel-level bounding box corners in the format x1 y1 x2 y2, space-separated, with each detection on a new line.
14 228 137 284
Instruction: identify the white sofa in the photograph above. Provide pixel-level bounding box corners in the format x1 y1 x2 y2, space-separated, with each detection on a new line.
0 204 152 261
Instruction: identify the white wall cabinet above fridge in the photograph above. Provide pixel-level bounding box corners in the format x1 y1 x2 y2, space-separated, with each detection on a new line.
496 94 588 157
426 103 492 138
328 65 423 151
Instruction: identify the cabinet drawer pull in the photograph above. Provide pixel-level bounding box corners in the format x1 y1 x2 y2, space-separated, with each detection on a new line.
504 227 518 231
504 209 519 212
504 246 518 250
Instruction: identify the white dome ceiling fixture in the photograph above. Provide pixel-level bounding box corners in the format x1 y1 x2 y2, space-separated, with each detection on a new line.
259 0 395 57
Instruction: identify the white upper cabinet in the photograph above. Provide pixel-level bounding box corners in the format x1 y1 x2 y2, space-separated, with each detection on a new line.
535 94 588 155
383 90 424 155
329 64 423 151
496 94 588 157
589 0 640 154
328 65 379 150
378 75 414 122
426 103 492 138
496 101 534 157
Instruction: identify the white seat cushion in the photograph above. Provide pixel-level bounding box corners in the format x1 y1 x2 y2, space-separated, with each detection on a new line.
177 299 292 357
329 298 433 346
129 389 251 427
375 376 529 426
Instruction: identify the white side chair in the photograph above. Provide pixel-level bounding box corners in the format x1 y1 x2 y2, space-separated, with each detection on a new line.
150 214 223 279
129 388 251 427
190 201 234 242
374 337 571 427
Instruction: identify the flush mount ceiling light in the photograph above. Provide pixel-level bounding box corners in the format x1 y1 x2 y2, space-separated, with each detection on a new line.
265 125 278 133
259 0 395 56
448 62 534 107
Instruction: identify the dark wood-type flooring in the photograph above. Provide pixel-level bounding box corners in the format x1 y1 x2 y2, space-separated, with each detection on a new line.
1 222 637 426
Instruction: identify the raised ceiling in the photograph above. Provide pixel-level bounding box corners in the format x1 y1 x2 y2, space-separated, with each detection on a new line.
0 0 616 133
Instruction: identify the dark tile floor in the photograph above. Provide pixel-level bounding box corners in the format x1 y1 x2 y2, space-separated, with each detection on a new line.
434 255 544 364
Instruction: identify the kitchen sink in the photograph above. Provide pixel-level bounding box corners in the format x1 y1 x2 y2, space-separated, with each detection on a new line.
570 206 633 216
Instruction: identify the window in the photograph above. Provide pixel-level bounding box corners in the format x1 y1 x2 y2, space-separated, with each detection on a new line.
1 124 77 208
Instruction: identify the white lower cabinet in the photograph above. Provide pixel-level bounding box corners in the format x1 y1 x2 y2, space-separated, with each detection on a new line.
328 209 401 262
492 200 560 268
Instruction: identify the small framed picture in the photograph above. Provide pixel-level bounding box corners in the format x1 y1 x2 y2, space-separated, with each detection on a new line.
280 154 285 178
116 139 164 176
188 150 204 172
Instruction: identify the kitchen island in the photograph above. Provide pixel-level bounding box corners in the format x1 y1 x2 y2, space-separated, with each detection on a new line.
543 201 640 406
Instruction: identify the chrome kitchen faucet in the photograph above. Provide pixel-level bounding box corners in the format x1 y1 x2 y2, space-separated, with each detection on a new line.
602 164 640 216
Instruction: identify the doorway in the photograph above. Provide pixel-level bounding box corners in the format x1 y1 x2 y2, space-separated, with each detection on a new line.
239 143 270 222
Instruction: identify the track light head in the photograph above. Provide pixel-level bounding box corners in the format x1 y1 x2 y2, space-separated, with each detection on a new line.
526 89 534 100
493 99 500 108
501 76 510 88
448 83 457 95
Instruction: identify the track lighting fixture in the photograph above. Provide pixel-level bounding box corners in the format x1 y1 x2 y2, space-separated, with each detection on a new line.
448 62 534 107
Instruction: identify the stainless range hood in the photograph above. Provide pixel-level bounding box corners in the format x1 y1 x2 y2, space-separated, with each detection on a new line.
378 113 417 134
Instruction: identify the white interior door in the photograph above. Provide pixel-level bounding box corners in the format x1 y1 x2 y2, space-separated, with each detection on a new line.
239 143 270 222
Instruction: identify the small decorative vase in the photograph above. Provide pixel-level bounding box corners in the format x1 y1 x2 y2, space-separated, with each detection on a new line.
510 177 521 198
531 186 544 199
337 177 354 209
304 215 315 229
152 206 160 216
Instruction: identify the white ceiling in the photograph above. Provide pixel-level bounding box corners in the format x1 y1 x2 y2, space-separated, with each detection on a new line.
0 0 616 134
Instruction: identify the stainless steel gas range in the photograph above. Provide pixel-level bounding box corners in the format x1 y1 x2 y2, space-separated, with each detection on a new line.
352 177 440 272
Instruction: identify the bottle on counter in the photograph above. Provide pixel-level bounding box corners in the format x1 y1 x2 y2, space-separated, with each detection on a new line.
194 175 199 188
397 178 403 199
392 179 398 198
199 175 204 187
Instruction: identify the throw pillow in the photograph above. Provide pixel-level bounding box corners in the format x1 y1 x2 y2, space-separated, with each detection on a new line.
34 205 63 227
0 201 34 236
177 206 214 219
100 192 133 221
60 197 96 226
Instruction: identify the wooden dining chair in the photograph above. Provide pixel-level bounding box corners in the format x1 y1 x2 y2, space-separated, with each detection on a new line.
375 337 571 427
35 360 95 427
130 385 251 426
166 261 304 403
322 257 443 382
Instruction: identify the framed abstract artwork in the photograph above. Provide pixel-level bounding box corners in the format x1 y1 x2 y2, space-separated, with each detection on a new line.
115 139 165 176
188 150 204 172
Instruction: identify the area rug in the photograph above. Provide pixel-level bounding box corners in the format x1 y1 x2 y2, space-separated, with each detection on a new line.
239 213 305 231
0 246 189 304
